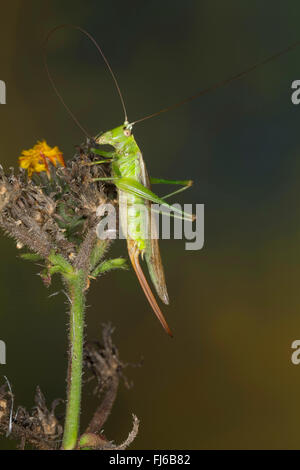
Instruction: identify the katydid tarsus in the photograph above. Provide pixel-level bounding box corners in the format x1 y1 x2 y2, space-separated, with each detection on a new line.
45 25 300 336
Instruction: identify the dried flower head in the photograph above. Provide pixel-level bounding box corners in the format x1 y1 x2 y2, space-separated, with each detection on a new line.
19 140 65 178
0 141 117 282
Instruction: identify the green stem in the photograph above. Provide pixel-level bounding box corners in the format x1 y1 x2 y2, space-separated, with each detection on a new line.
62 269 86 450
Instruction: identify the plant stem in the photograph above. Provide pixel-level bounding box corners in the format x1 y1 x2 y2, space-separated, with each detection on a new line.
62 269 86 450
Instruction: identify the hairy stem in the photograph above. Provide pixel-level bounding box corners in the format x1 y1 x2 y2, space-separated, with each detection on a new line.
62 269 86 450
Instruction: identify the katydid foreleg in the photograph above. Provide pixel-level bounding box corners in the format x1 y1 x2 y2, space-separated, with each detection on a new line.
90 148 116 158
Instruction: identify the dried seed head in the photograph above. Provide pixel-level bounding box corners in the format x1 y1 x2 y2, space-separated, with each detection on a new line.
0 143 114 266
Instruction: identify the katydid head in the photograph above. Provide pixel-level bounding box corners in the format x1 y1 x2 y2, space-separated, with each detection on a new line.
96 122 134 149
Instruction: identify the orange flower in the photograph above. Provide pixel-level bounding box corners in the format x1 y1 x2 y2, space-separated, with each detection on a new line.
19 140 65 178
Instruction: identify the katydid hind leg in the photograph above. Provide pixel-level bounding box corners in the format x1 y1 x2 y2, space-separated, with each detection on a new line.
150 177 193 186
161 184 193 200
116 177 195 221
150 177 193 200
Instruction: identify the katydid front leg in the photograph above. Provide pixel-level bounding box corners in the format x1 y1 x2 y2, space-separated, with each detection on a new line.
90 148 116 158
82 148 115 166
86 148 116 165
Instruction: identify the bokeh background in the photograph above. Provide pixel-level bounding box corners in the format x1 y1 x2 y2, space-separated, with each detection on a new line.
1 0 300 450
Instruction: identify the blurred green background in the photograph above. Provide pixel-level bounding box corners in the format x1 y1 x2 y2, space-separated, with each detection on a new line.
1 0 300 450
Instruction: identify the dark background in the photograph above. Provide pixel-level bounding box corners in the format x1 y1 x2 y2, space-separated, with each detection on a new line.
1 0 300 449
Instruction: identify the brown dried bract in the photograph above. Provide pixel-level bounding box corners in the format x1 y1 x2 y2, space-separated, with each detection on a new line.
0 383 63 450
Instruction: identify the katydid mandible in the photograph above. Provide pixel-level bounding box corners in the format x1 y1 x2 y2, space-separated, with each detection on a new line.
44 25 300 336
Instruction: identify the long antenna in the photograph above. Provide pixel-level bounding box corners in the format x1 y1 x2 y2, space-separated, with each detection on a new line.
43 24 128 137
132 38 300 126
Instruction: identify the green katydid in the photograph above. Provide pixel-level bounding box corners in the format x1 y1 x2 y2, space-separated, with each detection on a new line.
45 25 300 336
92 125 194 337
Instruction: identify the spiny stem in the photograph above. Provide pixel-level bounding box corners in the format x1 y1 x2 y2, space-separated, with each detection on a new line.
62 269 86 450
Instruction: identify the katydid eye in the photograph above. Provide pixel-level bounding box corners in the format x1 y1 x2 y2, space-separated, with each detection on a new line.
123 128 131 137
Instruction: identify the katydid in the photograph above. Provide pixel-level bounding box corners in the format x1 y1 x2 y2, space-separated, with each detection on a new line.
44 25 300 336
92 124 194 337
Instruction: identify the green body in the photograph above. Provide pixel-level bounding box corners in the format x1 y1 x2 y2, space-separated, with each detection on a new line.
97 124 163 299
95 122 193 309
101 125 147 251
